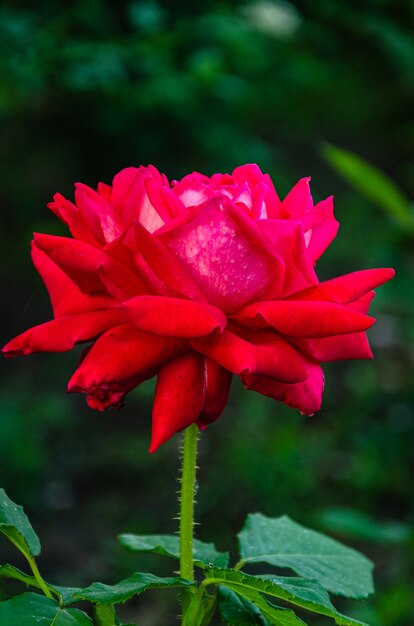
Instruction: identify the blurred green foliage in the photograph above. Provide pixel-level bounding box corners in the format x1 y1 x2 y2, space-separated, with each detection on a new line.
322 144 414 234
0 1 413 625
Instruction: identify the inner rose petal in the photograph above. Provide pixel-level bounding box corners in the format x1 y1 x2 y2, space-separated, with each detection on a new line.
164 198 280 313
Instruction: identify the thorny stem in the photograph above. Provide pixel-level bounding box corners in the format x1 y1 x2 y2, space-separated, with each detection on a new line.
179 423 199 623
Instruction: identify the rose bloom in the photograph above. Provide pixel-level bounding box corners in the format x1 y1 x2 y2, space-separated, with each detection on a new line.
3 164 394 451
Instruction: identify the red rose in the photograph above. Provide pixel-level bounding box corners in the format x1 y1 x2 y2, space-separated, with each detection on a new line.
2 164 394 451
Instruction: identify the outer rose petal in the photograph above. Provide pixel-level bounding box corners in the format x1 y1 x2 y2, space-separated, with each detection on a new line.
124 296 226 337
97 182 112 202
281 177 314 219
347 291 375 313
34 233 147 300
2 309 125 357
48 193 101 247
276 178 339 261
242 361 324 416
197 358 232 428
305 196 339 261
290 268 395 304
31 244 116 317
292 292 376 362
85 368 156 411
234 300 375 338
150 353 205 452
296 333 373 362
164 197 284 313
192 329 307 383
68 323 186 395
295 291 375 363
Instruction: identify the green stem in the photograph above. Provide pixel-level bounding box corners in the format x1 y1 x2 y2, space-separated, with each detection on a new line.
7 535 54 601
179 423 199 623
27 555 54 600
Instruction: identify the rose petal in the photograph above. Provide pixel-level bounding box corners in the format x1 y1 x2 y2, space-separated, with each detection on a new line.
48 193 100 247
85 368 156 411
259 219 318 295
111 166 166 231
242 361 324 416
145 177 185 219
234 300 375 337
2 309 125 357
289 268 395 304
32 244 116 317
305 196 339 261
150 353 205 452
97 182 112 202
282 177 313 219
34 233 147 300
172 177 214 208
74 183 124 244
261 173 282 217
152 203 203 236
124 296 227 337
128 222 207 300
290 291 378 361
296 332 373 362
68 323 187 393
349 291 376 312
197 358 232 428
192 328 307 383
276 179 339 260
231 165 281 219
164 197 284 313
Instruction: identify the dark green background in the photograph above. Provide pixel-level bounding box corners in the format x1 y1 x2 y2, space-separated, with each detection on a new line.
0 1 413 624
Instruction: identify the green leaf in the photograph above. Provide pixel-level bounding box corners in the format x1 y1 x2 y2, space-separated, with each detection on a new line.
52 585 83 604
118 533 229 568
0 488 41 557
321 143 414 232
228 588 310 626
218 586 306 626
217 586 270 625
205 568 369 626
0 564 76 603
0 563 39 588
251 596 307 626
0 592 93 625
74 572 194 604
238 514 373 599
218 586 308 625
